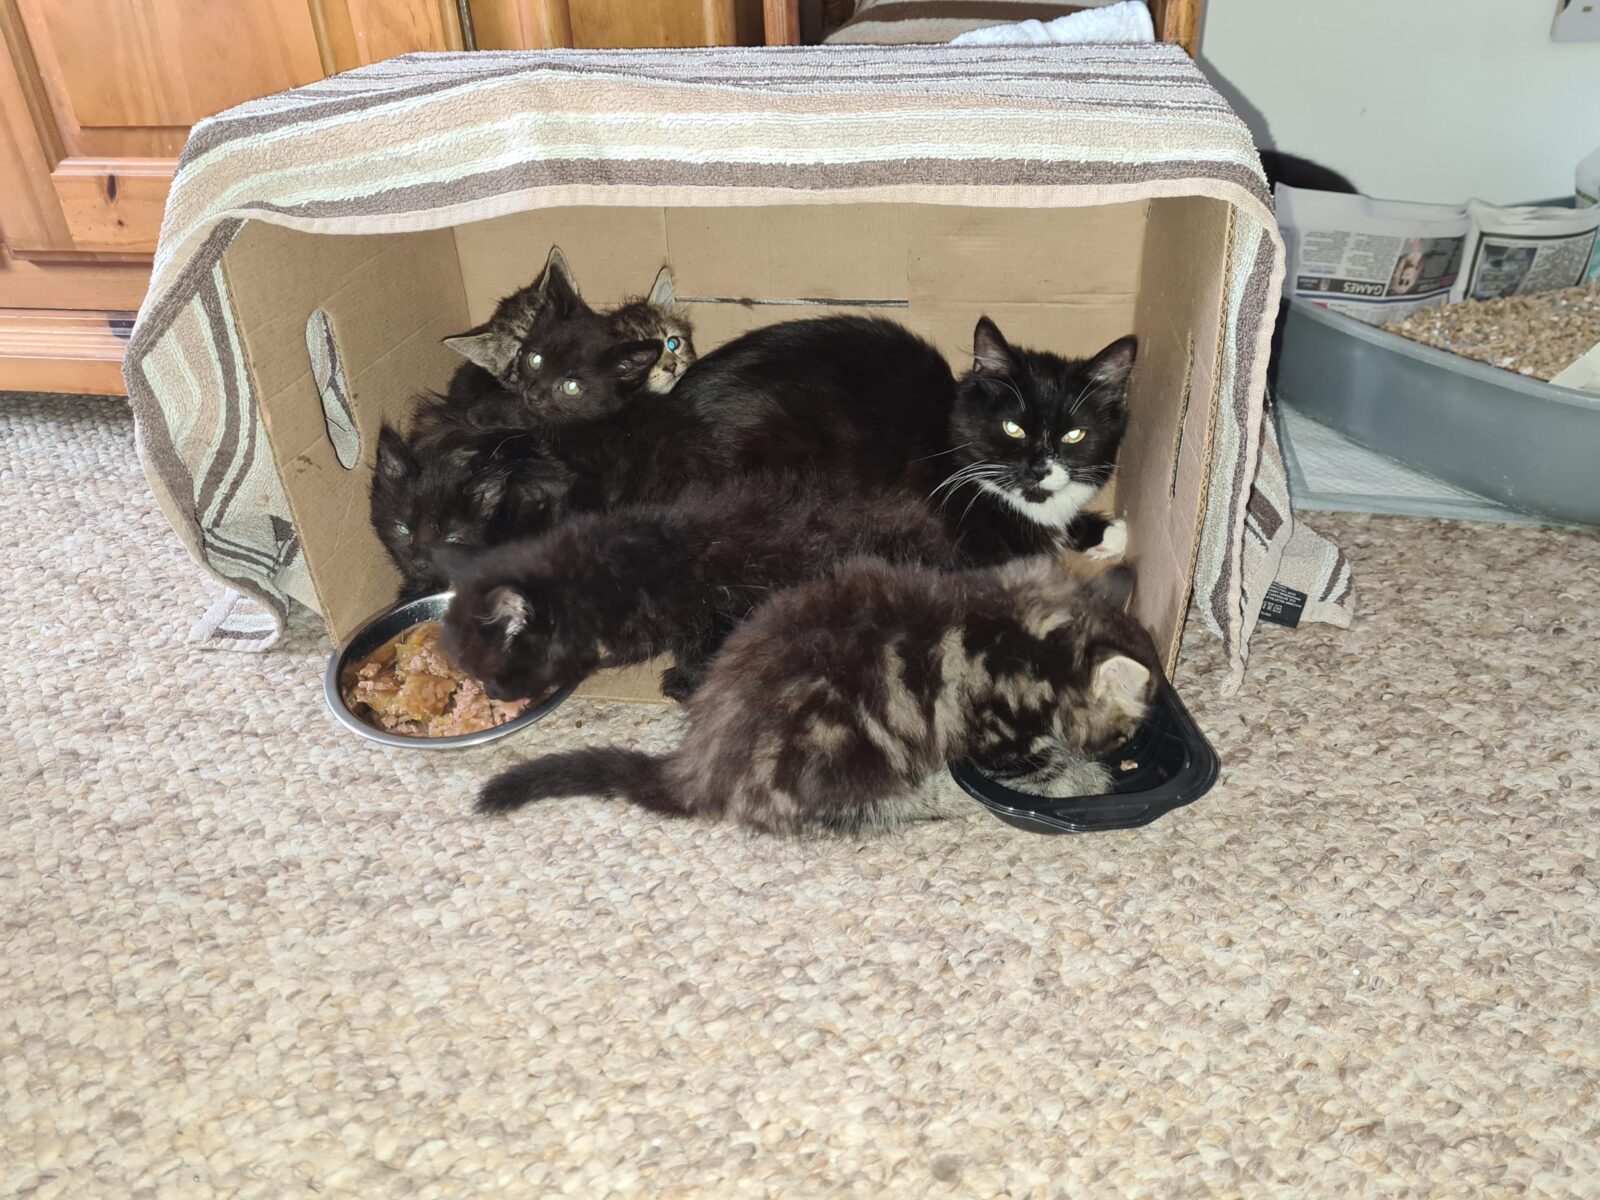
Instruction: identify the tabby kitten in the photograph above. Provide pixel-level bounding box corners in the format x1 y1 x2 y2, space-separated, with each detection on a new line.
477 558 1160 835
440 473 959 702
443 247 662 425
370 423 574 598
606 266 696 393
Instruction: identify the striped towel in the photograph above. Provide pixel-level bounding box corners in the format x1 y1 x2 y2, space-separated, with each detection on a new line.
123 44 1352 689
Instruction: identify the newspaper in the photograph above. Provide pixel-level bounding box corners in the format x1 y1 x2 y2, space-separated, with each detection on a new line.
1456 200 1600 301
1274 185 1467 324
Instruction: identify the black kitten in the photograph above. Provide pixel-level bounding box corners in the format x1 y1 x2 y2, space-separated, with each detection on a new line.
443 247 662 425
506 315 951 513
477 557 1160 836
672 315 955 488
928 318 1136 565
439 474 959 702
370 423 574 598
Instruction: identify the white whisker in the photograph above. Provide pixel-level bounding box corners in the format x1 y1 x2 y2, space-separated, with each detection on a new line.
910 441 973 463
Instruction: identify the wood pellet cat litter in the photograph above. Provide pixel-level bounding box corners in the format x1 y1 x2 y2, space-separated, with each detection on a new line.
1385 282 1600 381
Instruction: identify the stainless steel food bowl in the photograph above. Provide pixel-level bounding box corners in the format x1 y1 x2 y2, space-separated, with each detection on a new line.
324 591 575 750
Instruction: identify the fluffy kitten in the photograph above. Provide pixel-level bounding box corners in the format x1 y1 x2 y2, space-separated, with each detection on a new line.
478 558 1160 835
672 315 955 489
606 267 696 394
443 247 662 425
440 474 959 702
370 423 574 598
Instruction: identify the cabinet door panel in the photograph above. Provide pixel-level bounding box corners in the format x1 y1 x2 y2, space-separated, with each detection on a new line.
20 0 324 131
569 0 734 48
313 0 464 69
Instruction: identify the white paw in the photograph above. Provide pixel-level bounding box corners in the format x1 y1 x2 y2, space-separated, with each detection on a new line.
1085 517 1127 561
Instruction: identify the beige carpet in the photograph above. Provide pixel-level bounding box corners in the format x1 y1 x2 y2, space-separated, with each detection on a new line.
4 392 1598 1198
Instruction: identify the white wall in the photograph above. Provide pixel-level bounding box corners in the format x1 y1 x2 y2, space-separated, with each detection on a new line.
1200 0 1600 204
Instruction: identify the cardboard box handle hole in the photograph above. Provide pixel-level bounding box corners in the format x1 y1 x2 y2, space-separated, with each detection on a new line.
305 308 361 470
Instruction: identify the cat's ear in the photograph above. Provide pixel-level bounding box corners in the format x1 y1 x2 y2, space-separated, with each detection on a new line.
972 316 1014 375
1086 564 1136 611
485 585 533 640
538 247 583 317
541 246 580 297
375 424 418 483
605 338 664 385
443 325 520 377
1085 335 1138 394
1091 653 1152 718
648 265 678 310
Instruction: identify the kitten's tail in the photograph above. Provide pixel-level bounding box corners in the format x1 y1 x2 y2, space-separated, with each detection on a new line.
477 748 688 819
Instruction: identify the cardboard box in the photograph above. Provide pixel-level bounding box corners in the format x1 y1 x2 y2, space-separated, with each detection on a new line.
221 196 1231 701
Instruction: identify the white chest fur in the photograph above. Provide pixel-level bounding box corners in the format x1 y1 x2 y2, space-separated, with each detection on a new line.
980 476 1099 530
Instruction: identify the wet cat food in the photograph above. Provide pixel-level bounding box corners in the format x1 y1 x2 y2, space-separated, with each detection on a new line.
341 620 530 737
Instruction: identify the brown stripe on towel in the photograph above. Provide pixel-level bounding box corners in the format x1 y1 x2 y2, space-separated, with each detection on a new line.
1247 488 1283 542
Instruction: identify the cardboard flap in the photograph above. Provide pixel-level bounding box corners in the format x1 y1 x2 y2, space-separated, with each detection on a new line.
222 222 470 642
1126 197 1232 676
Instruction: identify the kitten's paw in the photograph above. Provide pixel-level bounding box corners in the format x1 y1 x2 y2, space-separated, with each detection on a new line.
659 666 703 703
1085 517 1128 561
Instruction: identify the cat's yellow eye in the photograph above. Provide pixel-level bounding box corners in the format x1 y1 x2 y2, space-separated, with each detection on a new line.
1001 419 1026 439
526 351 543 371
666 337 681 352
1062 428 1087 444
561 378 583 397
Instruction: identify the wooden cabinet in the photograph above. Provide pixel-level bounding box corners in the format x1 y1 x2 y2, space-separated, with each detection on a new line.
0 0 750 394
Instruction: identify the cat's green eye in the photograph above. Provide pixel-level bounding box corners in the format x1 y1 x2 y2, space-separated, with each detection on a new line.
561 378 583 397
393 522 411 537
525 351 543 371
1001 419 1026 439
666 337 681 352
1061 428 1087 444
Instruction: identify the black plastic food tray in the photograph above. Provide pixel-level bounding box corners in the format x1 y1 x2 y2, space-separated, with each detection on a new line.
949 682 1219 834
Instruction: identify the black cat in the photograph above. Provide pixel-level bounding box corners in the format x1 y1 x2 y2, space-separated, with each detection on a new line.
440 473 960 702
927 318 1134 565
442 248 663 425
370 423 574 599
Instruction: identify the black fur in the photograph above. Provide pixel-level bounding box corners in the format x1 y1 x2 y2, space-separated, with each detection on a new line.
926 319 1135 564
443 249 664 425
369 414 575 599
569 314 1134 558
439 474 960 702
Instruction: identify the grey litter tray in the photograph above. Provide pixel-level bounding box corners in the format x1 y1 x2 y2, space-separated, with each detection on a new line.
1272 298 1600 526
